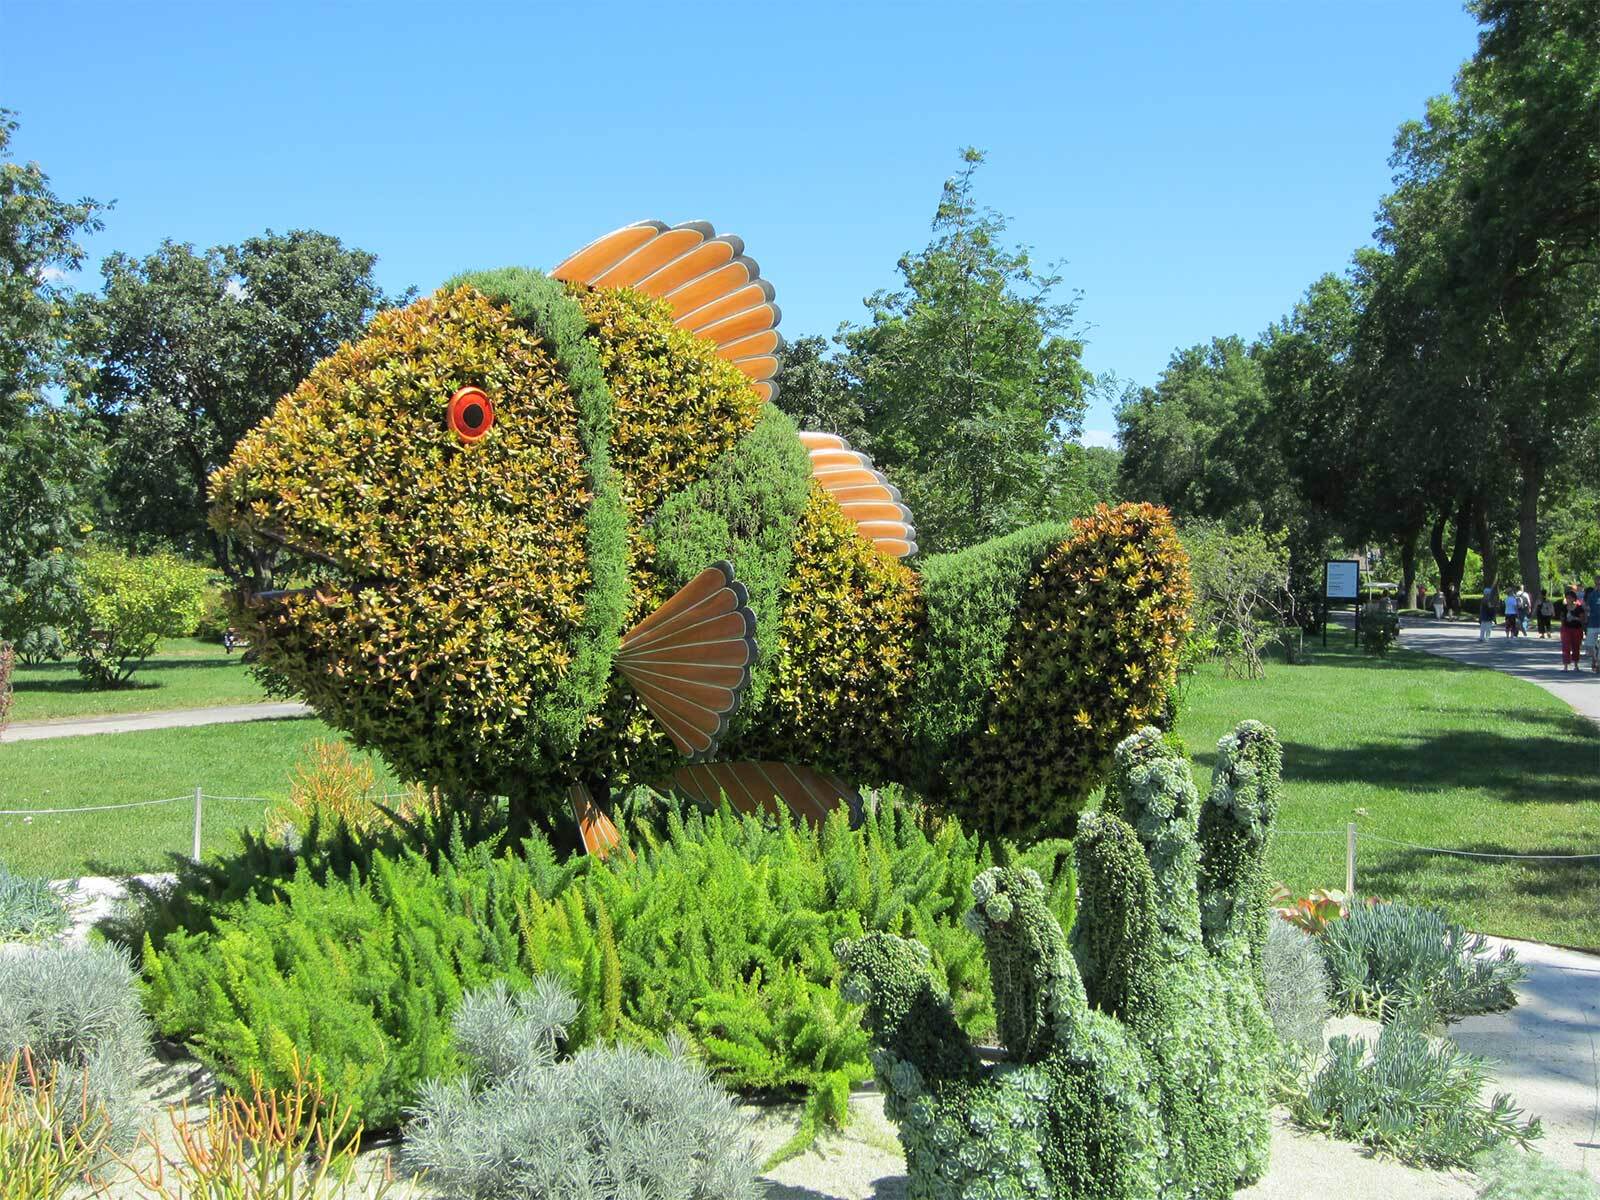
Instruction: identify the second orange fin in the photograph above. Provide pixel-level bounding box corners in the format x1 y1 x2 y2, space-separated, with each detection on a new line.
615 561 757 759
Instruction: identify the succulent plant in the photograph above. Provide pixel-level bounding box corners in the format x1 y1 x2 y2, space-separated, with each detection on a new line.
838 721 1281 1200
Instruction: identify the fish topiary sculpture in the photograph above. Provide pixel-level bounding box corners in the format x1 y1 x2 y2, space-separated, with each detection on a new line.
210 220 1190 849
837 721 1281 1200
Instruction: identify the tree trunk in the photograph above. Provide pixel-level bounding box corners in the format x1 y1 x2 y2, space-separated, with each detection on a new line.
1446 494 1473 613
1516 464 1542 602
1400 533 1418 611
1472 497 1498 593
1429 510 1450 610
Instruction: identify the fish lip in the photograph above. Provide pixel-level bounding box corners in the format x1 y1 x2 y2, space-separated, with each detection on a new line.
236 525 392 606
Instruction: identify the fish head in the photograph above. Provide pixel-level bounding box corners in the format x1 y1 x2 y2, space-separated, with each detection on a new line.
209 283 596 789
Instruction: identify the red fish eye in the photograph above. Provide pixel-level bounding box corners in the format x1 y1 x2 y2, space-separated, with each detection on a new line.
449 386 494 443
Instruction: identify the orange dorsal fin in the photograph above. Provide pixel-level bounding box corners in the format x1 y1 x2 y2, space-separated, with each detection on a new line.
667 761 864 828
552 220 783 404
614 561 757 760
798 432 918 559
569 782 627 858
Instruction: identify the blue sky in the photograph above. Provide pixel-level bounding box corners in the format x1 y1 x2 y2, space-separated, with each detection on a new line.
7 1 1480 443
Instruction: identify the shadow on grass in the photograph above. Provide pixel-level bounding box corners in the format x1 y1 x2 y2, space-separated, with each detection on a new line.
1191 712 1596 805
1358 844 1600 951
14 656 248 694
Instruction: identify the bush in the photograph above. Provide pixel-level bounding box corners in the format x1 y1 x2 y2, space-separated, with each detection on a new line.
1289 1015 1540 1168
68 547 209 686
1181 521 1292 680
1358 604 1400 656
838 722 1278 1200
1320 902 1525 1022
402 978 761 1199
0 864 69 943
1262 921 1331 1054
193 588 232 643
269 740 428 844
0 943 151 1151
141 801 1066 1136
1474 1145 1600 1200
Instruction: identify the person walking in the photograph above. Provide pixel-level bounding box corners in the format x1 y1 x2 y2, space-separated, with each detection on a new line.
1503 587 1519 638
1433 589 1446 621
1586 576 1600 674
1479 588 1496 642
1517 585 1532 636
1560 587 1586 671
1537 590 1554 639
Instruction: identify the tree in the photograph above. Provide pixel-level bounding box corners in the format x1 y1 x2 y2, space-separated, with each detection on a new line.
0 111 105 652
75 231 405 587
1181 521 1293 680
838 149 1089 552
69 547 209 686
772 334 867 448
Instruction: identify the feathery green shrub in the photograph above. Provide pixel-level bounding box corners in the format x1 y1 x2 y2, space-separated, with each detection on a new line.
1320 902 1525 1022
1289 1014 1540 1168
402 978 761 1199
0 865 69 943
141 801 1066 1135
840 722 1279 1200
0 943 151 1151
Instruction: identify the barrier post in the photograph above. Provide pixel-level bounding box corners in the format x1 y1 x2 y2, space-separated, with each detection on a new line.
1344 825 1356 902
192 787 203 863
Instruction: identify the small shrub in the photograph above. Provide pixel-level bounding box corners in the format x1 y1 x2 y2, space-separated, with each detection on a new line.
0 942 151 1149
1263 921 1331 1054
1289 1015 1540 1168
193 588 233 642
1473 1145 1600 1200
1320 902 1525 1022
402 978 761 1199
1358 604 1400 656
68 547 210 686
0 865 70 943
0 1051 115 1200
124 1057 391 1200
270 740 428 844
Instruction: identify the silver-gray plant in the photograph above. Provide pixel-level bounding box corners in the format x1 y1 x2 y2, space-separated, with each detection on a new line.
402 978 761 1200
0 941 152 1148
0 864 71 942
1262 919 1331 1053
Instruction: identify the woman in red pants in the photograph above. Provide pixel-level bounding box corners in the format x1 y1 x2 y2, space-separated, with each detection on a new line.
1560 587 1587 670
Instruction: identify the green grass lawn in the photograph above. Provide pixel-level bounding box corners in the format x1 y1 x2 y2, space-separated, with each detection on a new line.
1175 643 1600 950
9 638 269 722
4 638 1596 948
0 717 400 877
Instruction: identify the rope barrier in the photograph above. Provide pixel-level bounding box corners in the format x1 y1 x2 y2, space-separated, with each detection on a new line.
0 796 191 816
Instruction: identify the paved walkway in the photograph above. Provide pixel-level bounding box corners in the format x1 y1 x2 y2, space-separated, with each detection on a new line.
1400 616 1600 725
0 701 312 743
1457 937 1600 1182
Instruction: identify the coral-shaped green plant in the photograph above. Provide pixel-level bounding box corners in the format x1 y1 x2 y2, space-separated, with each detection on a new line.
839 721 1282 1200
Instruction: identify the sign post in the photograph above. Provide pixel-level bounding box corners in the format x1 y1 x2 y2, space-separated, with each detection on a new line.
1324 559 1360 647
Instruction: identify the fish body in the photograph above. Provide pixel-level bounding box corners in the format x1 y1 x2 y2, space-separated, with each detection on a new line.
212 223 1188 844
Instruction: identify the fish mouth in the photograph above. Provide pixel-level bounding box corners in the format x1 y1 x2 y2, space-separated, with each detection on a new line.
238 525 392 608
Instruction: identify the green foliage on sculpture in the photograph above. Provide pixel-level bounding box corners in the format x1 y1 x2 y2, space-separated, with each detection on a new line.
1198 720 1283 986
938 504 1192 842
649 404 815 719
841 722 1279 1199
209 253 1187 838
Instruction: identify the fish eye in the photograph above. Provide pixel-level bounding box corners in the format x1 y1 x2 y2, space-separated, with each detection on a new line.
448 386 494 443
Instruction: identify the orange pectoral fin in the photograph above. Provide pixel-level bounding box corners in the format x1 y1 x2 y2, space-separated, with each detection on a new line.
614 561 758 760
569 782 626 859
